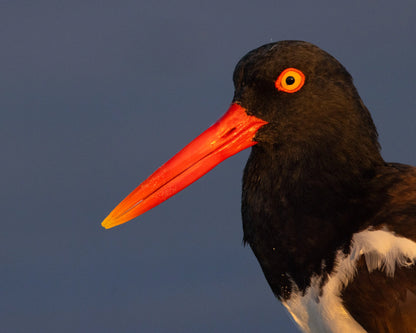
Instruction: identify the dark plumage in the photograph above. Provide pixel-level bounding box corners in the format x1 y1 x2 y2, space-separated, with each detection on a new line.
103 41 416 332
238 41 416 332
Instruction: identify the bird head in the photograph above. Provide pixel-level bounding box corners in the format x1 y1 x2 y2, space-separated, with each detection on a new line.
101 41 382 229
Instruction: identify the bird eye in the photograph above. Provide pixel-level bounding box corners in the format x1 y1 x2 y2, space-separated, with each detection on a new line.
275 68 305 93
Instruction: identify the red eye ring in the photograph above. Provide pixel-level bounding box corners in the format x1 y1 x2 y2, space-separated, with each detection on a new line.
275 68 305 93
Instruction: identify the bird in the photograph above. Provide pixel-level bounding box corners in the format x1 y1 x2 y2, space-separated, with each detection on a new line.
102 41 416 332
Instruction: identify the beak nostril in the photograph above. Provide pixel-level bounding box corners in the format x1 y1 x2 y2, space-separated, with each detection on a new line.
222 127 237 139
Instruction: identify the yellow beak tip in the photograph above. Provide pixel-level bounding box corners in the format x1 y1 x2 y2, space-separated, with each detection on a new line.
101 217 115 229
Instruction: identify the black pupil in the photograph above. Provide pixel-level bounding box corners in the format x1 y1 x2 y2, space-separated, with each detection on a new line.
285 76 295 85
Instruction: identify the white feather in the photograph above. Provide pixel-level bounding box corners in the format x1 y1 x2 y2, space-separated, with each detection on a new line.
283 228 416 333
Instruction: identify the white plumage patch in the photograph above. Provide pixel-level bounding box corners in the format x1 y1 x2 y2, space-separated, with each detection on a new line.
282 228 416 333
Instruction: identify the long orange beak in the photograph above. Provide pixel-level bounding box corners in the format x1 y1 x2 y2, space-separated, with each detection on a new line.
101 103 268 229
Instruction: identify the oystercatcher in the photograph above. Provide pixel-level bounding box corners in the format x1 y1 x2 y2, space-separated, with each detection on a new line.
102 41 416 332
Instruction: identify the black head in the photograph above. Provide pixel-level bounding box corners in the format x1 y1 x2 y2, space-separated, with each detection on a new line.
233 41 381 170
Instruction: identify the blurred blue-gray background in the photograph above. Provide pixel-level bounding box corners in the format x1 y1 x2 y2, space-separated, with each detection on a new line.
1 1 415 332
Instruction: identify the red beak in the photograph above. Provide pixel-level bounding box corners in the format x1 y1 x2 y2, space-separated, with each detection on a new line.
101 103 268 229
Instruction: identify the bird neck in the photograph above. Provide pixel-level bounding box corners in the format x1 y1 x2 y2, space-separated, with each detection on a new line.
241 142 385 299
